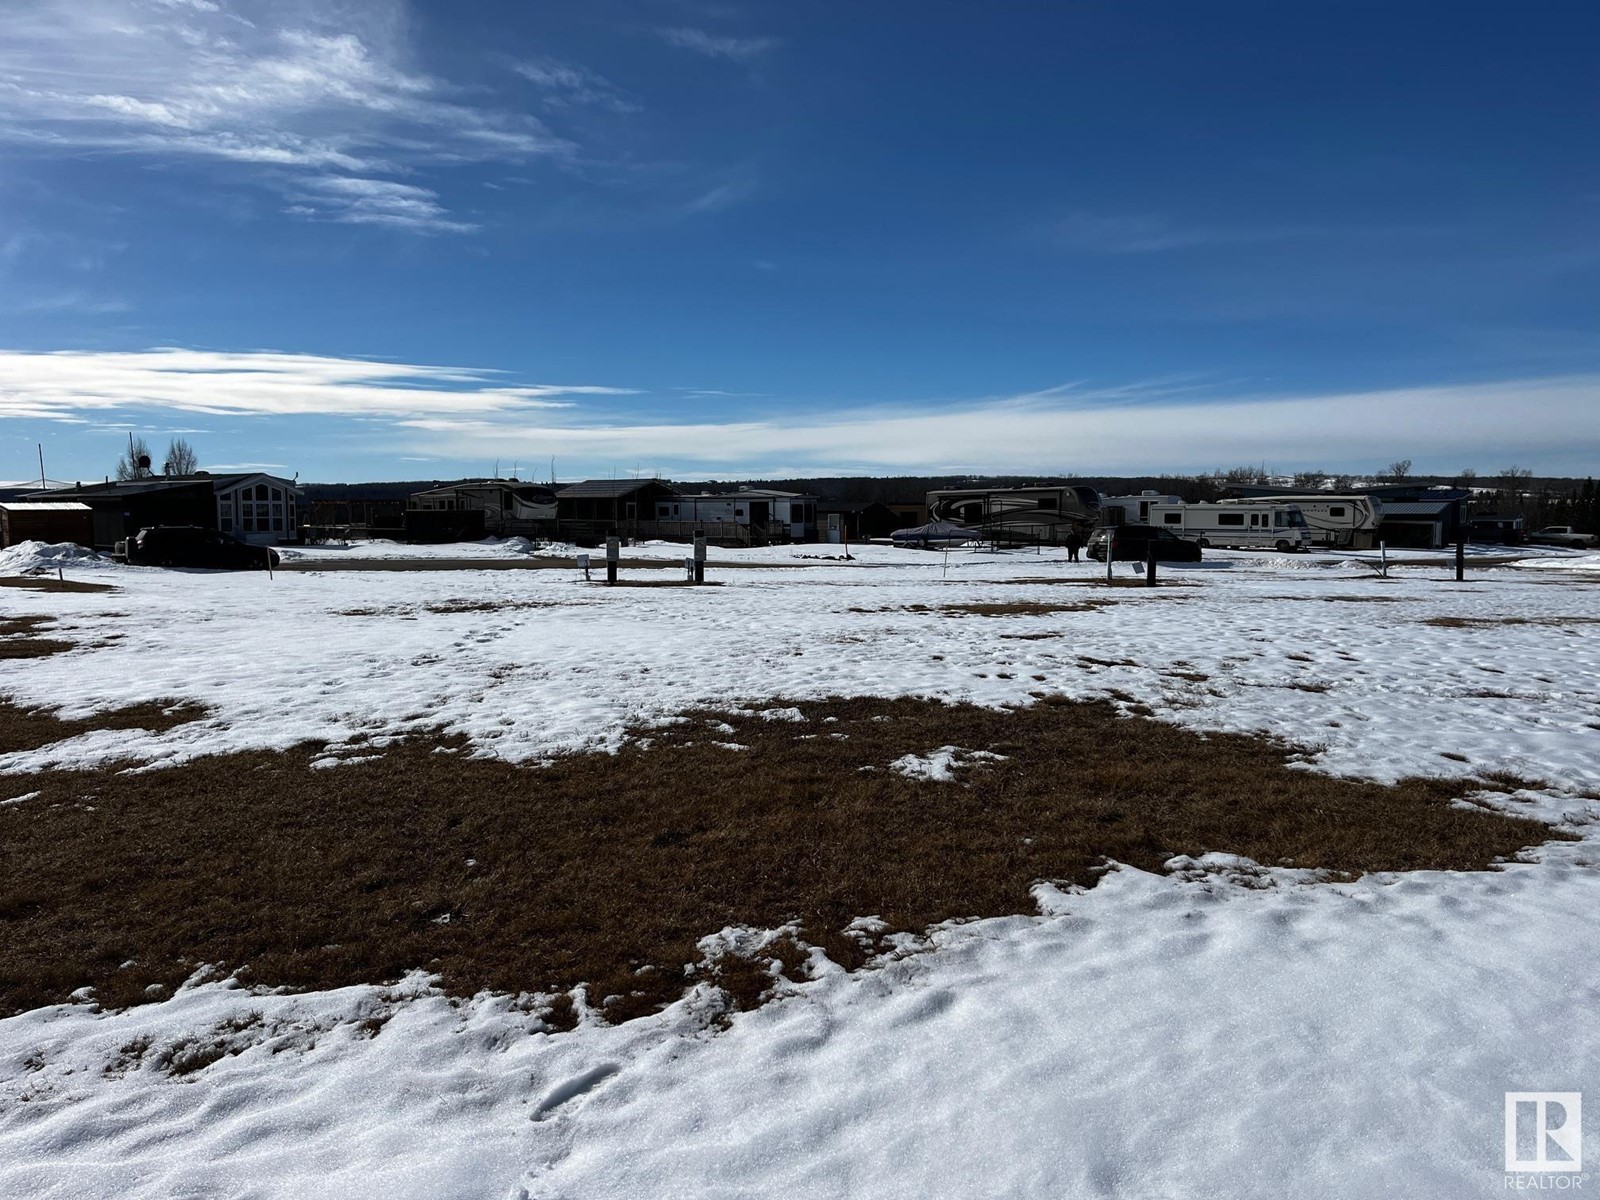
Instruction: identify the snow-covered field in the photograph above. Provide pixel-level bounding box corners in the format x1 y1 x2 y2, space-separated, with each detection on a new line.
2 539 1598 1198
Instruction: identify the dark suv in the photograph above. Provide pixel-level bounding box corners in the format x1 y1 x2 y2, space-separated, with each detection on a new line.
126 526 280 569
1087 525 1203 562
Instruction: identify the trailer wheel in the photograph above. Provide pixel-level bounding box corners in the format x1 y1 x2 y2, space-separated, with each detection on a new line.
1275 539 1291 552
1196 538 1210 549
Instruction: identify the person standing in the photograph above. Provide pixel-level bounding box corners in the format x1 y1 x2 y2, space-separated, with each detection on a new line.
1064 529 1083 563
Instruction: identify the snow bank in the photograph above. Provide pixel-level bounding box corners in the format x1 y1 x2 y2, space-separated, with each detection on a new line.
0 540 103 575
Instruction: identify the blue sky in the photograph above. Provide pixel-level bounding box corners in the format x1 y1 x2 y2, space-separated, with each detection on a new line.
2 0 1598 484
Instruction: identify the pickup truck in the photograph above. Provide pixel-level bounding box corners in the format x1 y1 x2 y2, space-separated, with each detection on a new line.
1526 526 1600 549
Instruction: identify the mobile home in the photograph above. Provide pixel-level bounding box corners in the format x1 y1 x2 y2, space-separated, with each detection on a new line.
1147 502 1312 551
1223 494 1382 549
925 485 1100 546
1099 491 1183 526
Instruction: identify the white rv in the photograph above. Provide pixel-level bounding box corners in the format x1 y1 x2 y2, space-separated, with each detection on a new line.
1100 491 1183 526
1147 502 1313 551
1223 494 1383 548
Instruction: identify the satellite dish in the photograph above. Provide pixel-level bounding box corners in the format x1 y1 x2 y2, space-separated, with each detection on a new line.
136 454 151 470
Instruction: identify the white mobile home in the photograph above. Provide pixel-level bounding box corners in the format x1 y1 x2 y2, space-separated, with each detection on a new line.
1100 491 1183 526
1147 502 1312 551
1223 494 1383 548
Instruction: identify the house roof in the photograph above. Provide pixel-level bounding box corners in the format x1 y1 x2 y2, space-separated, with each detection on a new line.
23 472 297 502
0 501 91 512
1379 501 1458 518
558 479 677 498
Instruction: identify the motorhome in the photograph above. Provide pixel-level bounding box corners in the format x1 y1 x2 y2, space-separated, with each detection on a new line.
1146 502 1313 551
1100 491 1183 526
1223 494 1383 548
925 485 1100 546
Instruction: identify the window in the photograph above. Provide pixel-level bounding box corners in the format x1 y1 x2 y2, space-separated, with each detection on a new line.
1218 513 1245 526
1163 512 1182 524
1036 497 1058 511
1329 506 1346 517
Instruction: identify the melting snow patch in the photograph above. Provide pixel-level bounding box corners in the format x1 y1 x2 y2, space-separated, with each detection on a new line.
1 792 39 807
757 706 806 722
889 746 1008 782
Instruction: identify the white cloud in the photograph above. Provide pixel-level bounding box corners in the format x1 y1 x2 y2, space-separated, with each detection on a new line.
5 347 1596 477
1049 211 1322 255
656 27 779 62
0 348 638 420
513 57 638 113
0 0 571 232
389 376 1600 477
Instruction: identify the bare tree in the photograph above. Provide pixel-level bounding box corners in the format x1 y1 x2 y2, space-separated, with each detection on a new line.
1459 468 1477 483
1498 465 1533 497
115 435 153 481
1293 470 1329 489
164 437 199 476
1384 459 1412 482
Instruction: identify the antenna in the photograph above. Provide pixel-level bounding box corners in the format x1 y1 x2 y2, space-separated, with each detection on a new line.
37 443 45 490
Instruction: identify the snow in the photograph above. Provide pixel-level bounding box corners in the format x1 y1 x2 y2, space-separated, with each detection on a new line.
0 540 105 574
2 541 1598 1196
888 745 1007 781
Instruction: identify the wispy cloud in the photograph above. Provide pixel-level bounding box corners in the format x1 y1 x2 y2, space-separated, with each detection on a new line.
286 176 476 233
388 376 1600 476
0 347 638 420
513 56 638 113
0 0 573 232
1048 211 1322 255
656 26 780 62
682 177 758 215
11 347 1595 477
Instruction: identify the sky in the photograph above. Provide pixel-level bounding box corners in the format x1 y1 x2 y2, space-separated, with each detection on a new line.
1 0 1598 485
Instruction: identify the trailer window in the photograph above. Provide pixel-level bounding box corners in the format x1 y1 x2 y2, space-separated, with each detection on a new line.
1036 497 1058 510
1218 513 1245 526
1163 512 1182 524
1329 506 1345 517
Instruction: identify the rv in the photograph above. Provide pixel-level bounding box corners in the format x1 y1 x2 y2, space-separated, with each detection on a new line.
925 485 1100 546
1100 491 1183 526
1224 494 1383 549
1146 502 1313 551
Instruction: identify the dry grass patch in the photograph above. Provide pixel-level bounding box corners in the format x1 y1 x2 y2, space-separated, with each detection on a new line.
939 600 1109 617
1424 615 1600 629
0 577 117 594
0 695 1567 1022
0 698 207 757
0 615 73 659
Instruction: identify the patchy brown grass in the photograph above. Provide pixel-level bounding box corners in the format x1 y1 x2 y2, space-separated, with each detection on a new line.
0 615 73 659
0 577 117 594
0 694 1567 1022
1423 615 1600 629
0 698 207 757
338 599 568 617
939 600 1109 617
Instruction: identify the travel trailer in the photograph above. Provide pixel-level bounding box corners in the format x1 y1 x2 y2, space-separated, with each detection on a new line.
1223 494 1383 548
1146 502 1313 551
1099 491 1183 526
925 485 1100 546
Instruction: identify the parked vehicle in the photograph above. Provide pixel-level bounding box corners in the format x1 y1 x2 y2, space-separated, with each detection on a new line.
123 525 281 569
1526 526 1599 549
1146 502 1312 552
1086 525 1203 562
1222 494 1383 548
